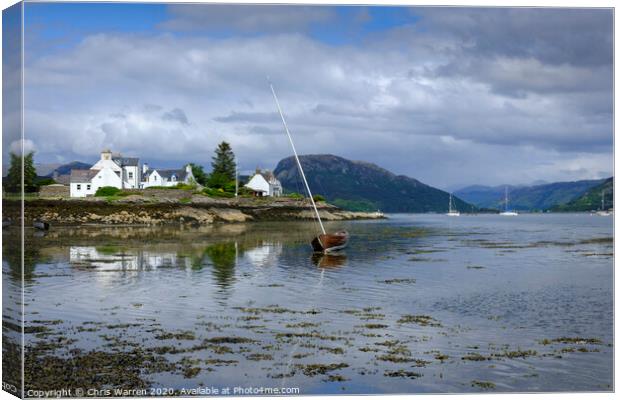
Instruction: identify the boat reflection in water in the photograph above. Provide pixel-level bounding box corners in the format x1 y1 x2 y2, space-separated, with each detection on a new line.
311 252 347 269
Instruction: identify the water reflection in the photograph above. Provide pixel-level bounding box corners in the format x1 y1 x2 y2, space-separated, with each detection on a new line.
311 253 347 268
66 240 289 291
69 246 195 271
244 242 283 267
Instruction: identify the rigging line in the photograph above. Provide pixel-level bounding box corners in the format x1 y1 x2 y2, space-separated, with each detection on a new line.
269 80 326 235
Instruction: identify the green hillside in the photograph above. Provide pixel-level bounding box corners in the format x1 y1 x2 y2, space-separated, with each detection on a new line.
550 178 613 212
456 179 606 211
273 154 474 213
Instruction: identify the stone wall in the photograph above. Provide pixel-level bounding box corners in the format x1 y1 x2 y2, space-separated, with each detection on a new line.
39 184 70 198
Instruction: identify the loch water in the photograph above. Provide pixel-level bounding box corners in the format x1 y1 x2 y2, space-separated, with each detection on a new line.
3 213 613 394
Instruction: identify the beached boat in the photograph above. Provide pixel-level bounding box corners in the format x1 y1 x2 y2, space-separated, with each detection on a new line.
446 193 460 216
270 81 349 253
499 186 518 216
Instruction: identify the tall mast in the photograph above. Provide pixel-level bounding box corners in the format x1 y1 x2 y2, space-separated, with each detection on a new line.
269 82 326 235
601 190 605 210
505 186 508 211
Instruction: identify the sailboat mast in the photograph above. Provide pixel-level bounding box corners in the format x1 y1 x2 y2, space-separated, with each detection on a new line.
269 82 326 235
505 186 508 211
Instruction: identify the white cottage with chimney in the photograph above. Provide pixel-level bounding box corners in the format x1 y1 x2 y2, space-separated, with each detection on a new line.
70 150 140 197
245 169 282 197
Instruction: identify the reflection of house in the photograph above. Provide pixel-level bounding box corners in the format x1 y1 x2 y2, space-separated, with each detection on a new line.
244 242 283 267
70 150 140 197
69 246 192 271
245 169 282 197
141 164 195 188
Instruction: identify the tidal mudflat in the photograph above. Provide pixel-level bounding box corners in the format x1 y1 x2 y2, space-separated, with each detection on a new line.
3 214 613 394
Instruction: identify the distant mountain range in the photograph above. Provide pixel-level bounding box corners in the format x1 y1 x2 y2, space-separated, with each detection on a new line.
549 177 613 212
274 154 474 213
44 161 91 177
455 178 611 211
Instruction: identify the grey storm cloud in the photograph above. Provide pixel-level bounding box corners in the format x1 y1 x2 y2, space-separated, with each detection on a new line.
160 4 334 33
409 7 613 67
214 111 279 123
21 6 613 188
162 108 190 125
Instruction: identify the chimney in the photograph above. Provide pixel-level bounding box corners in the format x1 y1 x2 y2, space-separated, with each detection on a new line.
101 149 112 161
142 163 149 174
185 164 192 174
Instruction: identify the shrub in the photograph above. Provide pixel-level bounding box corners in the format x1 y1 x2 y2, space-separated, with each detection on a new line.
287 192 304 199
313 194 326 202
203 187 235 198
95 186 121 197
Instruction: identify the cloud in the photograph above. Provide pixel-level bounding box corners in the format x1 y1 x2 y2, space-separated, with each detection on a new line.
22 6 613 187
9 139 36 155
162 108 189 125
160 4 334 33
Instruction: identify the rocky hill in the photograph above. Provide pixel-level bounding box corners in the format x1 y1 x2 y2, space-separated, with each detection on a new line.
273 154 473 213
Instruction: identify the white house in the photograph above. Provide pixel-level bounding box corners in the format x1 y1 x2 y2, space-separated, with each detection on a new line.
245 169 282 197
141 164 195 188
70 150 140 197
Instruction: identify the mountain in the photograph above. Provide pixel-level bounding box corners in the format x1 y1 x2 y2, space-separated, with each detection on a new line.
455 179 607 211
273 154 475 213
550 178 613 212
44 161 91 177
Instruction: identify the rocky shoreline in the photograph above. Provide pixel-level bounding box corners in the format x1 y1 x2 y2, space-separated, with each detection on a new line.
3 196 384 226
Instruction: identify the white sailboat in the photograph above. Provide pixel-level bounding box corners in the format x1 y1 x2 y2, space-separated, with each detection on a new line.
269 81 349 253
596 189 612 216
499 186 518 216
446 193 460 216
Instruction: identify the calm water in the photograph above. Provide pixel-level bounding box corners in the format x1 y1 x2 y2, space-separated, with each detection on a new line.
4 214 614 394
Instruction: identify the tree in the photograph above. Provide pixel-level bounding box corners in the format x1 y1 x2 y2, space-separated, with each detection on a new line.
5 151 37 192
211 141 236 182
24 152 37 191
189 163 208 186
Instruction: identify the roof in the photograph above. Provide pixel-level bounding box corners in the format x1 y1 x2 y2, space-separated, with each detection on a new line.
254 169 281 185
70 169 98 183
54 174 71 185
113 157 139 167
145 168 188 181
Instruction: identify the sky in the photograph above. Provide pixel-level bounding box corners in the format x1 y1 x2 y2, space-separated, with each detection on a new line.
10 2 614 189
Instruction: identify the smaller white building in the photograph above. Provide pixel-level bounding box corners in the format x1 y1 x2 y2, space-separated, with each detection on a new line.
245 169 282 197
70 167 123 197
141 164 195 188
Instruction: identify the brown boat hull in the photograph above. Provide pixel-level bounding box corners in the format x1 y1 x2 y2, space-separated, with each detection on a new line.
311 231 349 253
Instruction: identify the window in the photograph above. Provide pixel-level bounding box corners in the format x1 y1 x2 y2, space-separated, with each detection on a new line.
87 184 91 191
77 184 81 190
128 172 133 179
